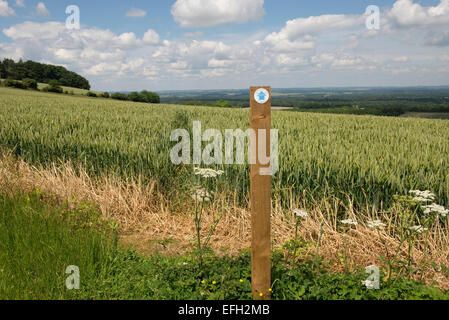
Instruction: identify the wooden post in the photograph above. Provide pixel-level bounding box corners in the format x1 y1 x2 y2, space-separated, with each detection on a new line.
250 86 271 300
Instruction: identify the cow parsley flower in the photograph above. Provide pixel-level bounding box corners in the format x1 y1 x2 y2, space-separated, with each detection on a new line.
408 225 428 234
293 209 308 218
409 190 436 202
191 188 212 202
194 167 224 178
422 203 449 217
367 220 386 230
341 219 358 226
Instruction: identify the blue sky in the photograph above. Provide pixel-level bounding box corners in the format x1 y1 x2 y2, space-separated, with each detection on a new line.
1 0 448 91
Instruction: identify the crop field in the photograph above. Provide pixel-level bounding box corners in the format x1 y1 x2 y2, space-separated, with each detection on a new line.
0 87 448 209
1 86 449 297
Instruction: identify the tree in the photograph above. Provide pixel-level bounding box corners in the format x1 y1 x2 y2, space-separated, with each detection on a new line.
111 93 129 101
0 58 90 90
43 80 63 93
140 90 160 103
3 79 26 89
129 91 146 102
0 62 6 79
22 78 38 90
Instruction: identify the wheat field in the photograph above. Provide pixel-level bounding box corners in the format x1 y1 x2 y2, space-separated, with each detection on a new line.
1 87 448 210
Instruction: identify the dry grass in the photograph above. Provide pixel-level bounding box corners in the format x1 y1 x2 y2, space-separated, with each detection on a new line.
0 151 448 289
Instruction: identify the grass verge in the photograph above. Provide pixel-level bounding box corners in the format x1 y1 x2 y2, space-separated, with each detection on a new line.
0 191 448 300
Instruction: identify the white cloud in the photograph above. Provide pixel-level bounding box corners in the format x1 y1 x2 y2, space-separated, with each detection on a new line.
3 21 64 39
0 0 15 16
15 0 24 7
260 33 316 53
171 0 265 28
143 29 160 45
260 14 364 54
275 14 364 39
118 32 139 47
389 0 449 27
274 54 307 67
126 8 147 18
35 2 49 18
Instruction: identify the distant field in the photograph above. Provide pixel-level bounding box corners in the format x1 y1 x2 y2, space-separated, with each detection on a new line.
0 87 448 208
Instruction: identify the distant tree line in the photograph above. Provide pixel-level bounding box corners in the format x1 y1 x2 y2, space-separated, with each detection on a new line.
1 78 160 104
0 58 90 90
110 91 160 104
182 100 236 108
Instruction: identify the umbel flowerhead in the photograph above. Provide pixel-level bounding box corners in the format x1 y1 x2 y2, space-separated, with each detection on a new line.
194 167 224 178
191 188 212 202
293 209 308 218
367 220 386 230
422 203 449 217
341 219 358 226
409 190 436 203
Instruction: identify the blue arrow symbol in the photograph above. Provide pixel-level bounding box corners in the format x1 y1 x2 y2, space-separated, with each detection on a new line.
257 91 266 101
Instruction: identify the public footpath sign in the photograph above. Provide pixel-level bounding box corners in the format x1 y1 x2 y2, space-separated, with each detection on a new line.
250 86 272 300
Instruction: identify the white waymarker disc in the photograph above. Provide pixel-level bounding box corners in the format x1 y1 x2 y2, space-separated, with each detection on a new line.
254 88 270 104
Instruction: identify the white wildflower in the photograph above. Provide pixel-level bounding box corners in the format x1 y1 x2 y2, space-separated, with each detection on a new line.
191 189 212 202
408 225 428 234
341 219 358 226
367 220 386 230
293 209 308 218
409 190 436 202
194 167 224 178
422 203 449 217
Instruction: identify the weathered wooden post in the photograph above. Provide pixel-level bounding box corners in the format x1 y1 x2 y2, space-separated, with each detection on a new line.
250 86 272 300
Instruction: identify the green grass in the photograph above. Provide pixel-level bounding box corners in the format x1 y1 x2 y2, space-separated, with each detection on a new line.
1 191 447 300
1 87 448 210
0 190 119 299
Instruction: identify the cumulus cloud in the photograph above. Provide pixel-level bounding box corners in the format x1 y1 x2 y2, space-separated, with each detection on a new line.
15 0 24 7
389 0 449 27
143 29 160 44
381 0 449 47
171 0 265 28
275 14 364 39
35 2 49 18
126 8 147 18
0 0 16 16
259 14 364 54
3 21 64 39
